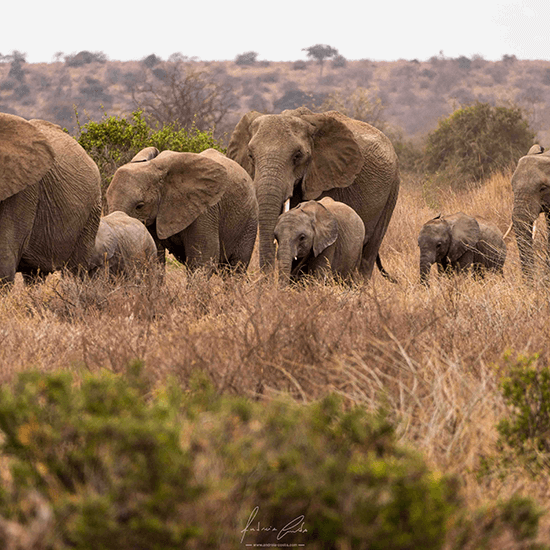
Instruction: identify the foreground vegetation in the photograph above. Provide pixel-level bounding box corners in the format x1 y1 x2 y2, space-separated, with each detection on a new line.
1 169 550 546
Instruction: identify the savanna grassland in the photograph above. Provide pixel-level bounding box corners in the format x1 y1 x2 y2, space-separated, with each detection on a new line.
2 168 550 546
4 52 550 546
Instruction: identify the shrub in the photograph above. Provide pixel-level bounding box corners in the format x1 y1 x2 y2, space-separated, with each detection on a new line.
235 51 258 66
75 110 224 191
0 366 460 549
65 51 107 67
496 353 550 470
448 493 546 549
424 102 535 185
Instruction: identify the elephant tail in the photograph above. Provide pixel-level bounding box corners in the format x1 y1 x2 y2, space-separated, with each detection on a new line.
376 254 397 284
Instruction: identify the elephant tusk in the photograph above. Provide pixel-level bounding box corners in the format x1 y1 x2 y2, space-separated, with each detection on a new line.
294 256 297 261
284 199 290 213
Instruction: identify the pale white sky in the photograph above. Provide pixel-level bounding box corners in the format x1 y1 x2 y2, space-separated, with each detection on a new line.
3 0 549 64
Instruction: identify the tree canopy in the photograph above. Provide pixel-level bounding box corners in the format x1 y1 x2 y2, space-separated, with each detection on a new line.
302 44 339 76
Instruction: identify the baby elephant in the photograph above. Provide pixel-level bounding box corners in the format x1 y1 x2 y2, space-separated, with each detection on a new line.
418 212 507 285
89 211 159 279
274 197 365 282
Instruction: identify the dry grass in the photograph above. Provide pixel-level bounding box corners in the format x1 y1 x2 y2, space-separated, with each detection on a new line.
3 170 550 544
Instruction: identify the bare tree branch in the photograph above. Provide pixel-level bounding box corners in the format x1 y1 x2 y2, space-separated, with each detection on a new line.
130 61 239 132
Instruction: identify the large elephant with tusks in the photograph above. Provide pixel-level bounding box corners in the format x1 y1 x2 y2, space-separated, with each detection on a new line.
227 108 400 279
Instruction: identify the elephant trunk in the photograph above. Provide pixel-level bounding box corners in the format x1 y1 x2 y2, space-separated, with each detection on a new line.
276 245 295 282
419 250 435 285
512 197 539 280
256 176 289 270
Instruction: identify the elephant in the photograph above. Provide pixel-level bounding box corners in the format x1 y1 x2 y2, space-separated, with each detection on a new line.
418 212 506 285
274 197 365 282
0 113 101 284
89 211 158 279
227 107 400 279
510 144 550 280
105 147 259 272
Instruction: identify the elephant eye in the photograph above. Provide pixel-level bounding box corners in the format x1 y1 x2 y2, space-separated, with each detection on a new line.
299 233 306 241
135 202 145 211
292 150 303 165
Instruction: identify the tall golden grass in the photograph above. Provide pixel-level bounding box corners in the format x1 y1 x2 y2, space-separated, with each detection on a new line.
3 169 550 544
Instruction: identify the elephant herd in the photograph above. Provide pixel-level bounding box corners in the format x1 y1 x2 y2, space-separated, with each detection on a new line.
0 110 547 286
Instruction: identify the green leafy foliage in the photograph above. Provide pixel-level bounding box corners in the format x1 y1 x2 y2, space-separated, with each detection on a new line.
497 353 550 469
424 102 535 184
0 367 460 549
448 494 546 550
75 110 224 192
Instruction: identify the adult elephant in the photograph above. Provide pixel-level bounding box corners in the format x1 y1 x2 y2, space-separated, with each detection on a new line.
511 144 550 280
105 147 258 271
227 107 400 278
0 113 101 284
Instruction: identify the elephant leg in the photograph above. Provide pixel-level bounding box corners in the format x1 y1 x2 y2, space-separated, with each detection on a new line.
544 210 550 274
309 251 334 280
182 214 220 271
0 189 38 285
223 217 258 272
66 203 102 277
359 185 399 279
453 250 475 273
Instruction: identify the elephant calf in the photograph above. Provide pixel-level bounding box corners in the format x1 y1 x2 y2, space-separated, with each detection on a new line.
418 212 506 285
274 197 365 282
89 211 158 279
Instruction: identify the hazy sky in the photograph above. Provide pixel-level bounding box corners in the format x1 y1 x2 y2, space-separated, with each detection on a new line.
3 0 549 64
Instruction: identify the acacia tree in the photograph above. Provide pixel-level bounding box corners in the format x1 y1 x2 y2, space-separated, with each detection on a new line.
130 60 238 133
302 44 339 76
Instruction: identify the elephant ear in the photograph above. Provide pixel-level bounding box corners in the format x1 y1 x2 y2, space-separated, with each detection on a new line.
226 111 263 178
154 151 230 240
300 114 363 200
131 147 160 162
447 213 481 262
301 200 339 256
0 113 55 201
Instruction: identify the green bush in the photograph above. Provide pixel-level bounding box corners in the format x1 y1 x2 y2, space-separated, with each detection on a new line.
448 494 546 550
0 366 459 549
496 353 550 470
75 110 224 192
424 102 535 185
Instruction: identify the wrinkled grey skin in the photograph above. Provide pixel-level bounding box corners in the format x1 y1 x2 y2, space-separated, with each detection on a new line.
511 144 550 280
0 113 101 284
274 197 365 282
227 107 399 279
89 211 158 279
418 212 506 285
106 147 258 272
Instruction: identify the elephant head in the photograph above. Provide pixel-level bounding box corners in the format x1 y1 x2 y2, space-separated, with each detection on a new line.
418 213 480 284
511 144 550 279
227 108 363 269
105 148 231 241
274 200 338 278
